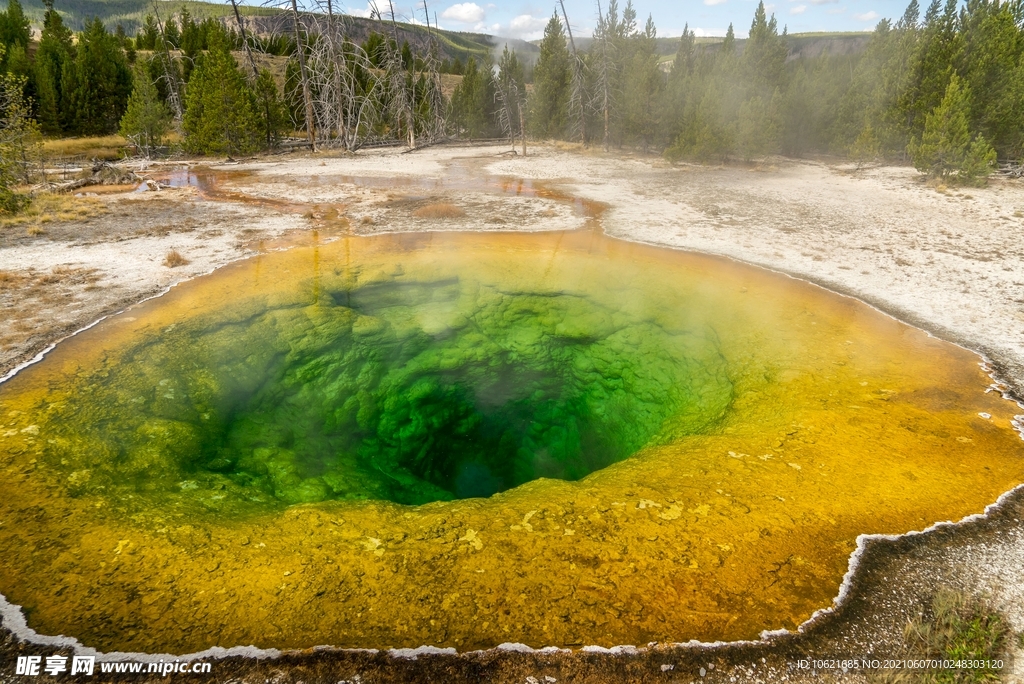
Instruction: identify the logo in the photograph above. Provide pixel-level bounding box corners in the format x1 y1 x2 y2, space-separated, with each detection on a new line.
15 656 95 676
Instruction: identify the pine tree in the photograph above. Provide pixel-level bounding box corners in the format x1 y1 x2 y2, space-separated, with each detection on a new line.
252 67 287 149
3 42 30 82
621 15 662 151
957 0 1022 157
497 45 525 96
665 79 734 163
673 24 697 75
138 16 160 51
119 63 170 157
33 0 74 135
363 32 385 68
182 27 262 155
745 1 788 91
736 91 781 160
850 122 882 164
660 25 697 148
163 17 180 49
179 7 202 80
451 57 496 138
591 0 645 148
495 45 526 142
722 23 737 54
530 13 570 138
200 18 218 50
0 0 31 65
908 73 996 184
63 19 133 135
902 0 962 136
901 0 920 27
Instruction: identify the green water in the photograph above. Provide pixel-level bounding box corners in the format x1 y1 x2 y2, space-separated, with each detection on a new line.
47 275 733 507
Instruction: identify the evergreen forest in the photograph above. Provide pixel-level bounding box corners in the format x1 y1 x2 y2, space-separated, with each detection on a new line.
3 0 1024 211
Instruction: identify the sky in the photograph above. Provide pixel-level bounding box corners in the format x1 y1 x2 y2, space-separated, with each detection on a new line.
336 0 910 40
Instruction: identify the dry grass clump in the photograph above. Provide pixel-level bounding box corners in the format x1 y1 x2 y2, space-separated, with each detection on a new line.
0 193 107 231
42 135 127 161
872 587 1012 683
413 202 465 219
553 140 585 152
163 250 190 268
0 270 29 290
0 266 101 294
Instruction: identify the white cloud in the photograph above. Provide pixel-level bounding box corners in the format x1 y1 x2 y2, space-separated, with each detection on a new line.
441 2 485 23
854 10 878 20
790 4 806 13
344 2 374 18
810 0 839 4
488 14 548 40
704 0 727 6
509 14 546 34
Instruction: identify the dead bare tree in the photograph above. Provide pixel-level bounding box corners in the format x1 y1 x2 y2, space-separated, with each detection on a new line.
228 0 260 77
303 8 380 151
289 0 316 150
558 0 587 145
245 0 447 151
594 0 615 151
493 49 526 156
227 0 281 149
150 0 183 128
323 0 345 142
418 0 449 142
382 0 415 148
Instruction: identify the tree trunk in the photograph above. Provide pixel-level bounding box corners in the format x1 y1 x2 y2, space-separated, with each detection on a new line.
558 0 585 144
326 0 347 144
150 0 183 127
519 101 527 156
229 0 274 149
290 0 316 151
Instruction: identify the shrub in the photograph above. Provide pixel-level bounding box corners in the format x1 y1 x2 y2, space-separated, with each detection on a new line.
163 250 189 268
873 587 1010 684
909 75 997 186
0 61 40 215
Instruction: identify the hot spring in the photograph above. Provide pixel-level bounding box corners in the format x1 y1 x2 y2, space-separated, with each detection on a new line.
0 226 1021 654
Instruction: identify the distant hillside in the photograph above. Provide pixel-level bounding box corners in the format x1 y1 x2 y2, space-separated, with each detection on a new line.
231 12 539 66
22 0 865 66
573 31 872 62
21 0 278 32
782 32 873 59
20 0 539 65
